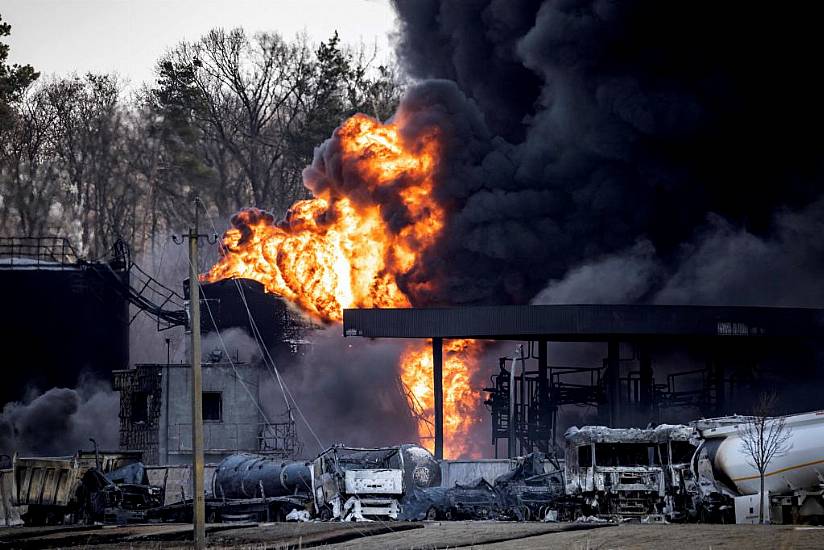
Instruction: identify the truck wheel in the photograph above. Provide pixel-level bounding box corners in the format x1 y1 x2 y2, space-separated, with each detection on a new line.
425 507 438 521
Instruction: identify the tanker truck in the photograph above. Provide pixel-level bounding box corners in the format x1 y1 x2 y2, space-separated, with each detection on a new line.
147 453 315 523
148 443 443 522
311 443 442 521
209 453 314 522
692 410 824 524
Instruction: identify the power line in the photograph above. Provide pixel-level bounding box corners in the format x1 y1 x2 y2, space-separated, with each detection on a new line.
182 244 274 427
195 197 324 453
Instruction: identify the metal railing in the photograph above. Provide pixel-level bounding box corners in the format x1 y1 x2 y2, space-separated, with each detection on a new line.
169 420 302 459
258 420 302 458
0 236 80 268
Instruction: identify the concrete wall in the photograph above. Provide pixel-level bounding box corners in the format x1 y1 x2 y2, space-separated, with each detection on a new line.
161 363 263 465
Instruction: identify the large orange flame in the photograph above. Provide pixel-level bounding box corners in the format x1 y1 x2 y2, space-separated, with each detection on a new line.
204 112 482 458
204 113 439 320
400 339 485 458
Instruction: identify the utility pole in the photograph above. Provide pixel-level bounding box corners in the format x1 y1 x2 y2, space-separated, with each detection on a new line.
174 199 216 550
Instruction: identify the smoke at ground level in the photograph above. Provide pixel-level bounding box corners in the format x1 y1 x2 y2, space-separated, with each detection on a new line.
0 376 119 458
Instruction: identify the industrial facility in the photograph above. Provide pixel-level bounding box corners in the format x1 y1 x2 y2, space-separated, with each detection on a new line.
4 1 824 546
1 235 823 535
343 304 824 458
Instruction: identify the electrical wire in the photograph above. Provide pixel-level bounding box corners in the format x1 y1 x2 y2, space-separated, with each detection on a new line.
195 197 325 453
184 248 274 427
195 199 405 531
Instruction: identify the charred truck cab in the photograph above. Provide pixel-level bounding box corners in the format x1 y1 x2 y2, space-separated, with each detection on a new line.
311 444 441 521
564 425 697 520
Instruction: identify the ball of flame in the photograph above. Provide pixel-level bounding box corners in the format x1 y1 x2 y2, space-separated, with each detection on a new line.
204 112 482 458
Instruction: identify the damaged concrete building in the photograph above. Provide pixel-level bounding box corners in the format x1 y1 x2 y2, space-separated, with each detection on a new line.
113 361 299 465
112 279 310 465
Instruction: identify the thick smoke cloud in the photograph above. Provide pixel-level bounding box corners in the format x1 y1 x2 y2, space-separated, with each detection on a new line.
534 200 824 307
532 240 660 304
391 0 824 308
273 327 419 452
199 327 262 364
0 377 119 457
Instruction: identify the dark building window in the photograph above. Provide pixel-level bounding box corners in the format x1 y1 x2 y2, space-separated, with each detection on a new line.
131 392 149 423
578 444 592 467
203 392 222 422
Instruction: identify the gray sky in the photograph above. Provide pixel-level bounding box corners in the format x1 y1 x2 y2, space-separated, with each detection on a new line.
3 0 398 88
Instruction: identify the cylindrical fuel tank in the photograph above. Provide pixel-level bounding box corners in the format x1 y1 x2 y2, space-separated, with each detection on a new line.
0 259 129 407
704 410 824 495
213 453 312 499
399 444 442 490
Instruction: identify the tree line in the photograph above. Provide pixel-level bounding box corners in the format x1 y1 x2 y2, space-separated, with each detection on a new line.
0 15 404 261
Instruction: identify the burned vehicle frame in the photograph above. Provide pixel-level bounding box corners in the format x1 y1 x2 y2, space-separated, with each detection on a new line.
11 455 163 525
564 425 697 520
412 452 566 522
311 444 441 521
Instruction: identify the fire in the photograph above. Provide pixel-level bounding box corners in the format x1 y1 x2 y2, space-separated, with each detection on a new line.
203 112 483 457
400 339 485 458
203 113 439 321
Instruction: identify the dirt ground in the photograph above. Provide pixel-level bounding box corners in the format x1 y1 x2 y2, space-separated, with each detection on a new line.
321 522 824 550
466 523 824 550
2 521 823 549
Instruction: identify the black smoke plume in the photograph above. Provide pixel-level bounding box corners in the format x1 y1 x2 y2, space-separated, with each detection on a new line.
0 377 119 457
390 0 824 308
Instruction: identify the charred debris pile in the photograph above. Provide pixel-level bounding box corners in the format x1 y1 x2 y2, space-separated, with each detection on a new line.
6 409 824 527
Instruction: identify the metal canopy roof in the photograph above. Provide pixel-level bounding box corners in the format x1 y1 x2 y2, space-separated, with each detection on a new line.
342 304 824 341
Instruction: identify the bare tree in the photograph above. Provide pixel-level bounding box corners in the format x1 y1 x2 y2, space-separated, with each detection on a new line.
151 29 405 220
0 27 404 260
737 392 793 524
153 28 315 216
0 83 60 236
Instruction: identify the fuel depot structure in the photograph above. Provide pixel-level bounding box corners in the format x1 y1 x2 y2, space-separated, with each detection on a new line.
343 304 824 459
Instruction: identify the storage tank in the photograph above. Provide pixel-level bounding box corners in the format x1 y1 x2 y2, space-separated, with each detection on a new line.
0 238 129 407
399 443 442 490
698 410 824 495
185 278 312 364
213 453 312 499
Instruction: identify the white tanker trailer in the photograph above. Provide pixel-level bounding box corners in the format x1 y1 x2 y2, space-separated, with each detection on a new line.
692 410 824 523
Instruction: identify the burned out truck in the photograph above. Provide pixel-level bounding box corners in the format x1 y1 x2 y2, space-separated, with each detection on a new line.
311 444 442 521
11 454 162 525
564 424 697 520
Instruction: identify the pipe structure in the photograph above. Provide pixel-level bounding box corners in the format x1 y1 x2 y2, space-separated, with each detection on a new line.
538 340 550 452
508 353 516 458
607 340 620 426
